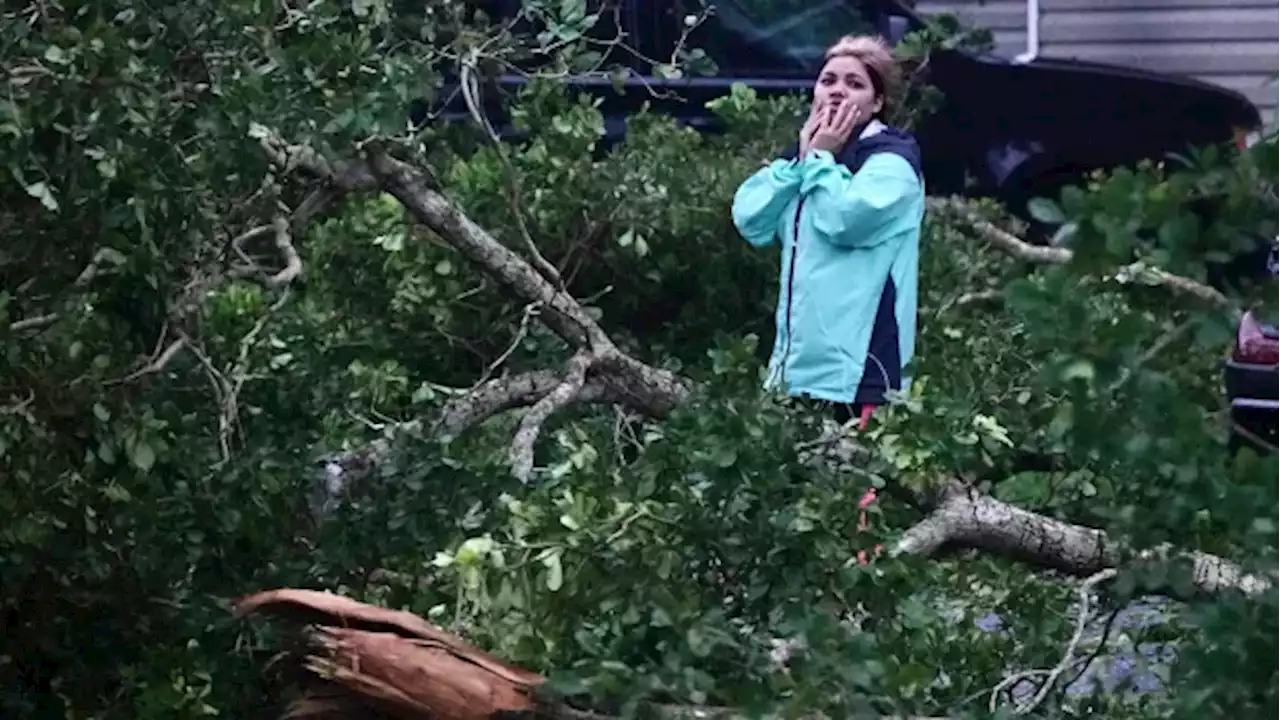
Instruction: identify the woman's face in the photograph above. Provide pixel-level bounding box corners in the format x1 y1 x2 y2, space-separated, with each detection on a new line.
813 55 882 120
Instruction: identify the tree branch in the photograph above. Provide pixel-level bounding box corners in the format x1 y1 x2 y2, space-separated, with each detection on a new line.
459 58 566 290
314 363 690 518
894 482 1271 597
927 198 1070 264
8 312 60 333
509 351 593 482
927 197 1230 307
230 215 304 287
988 568 1116 715
364 148 612 352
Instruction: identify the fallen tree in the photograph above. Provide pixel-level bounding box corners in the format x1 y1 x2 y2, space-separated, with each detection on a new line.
230 124 1273 718
6 2 1276 718
262 131 1264 596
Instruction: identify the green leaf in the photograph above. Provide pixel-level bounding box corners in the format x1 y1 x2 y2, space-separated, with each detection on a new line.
542 550 564 591
1061 359 1095 383
654 63 683 80
1027 197 1065 225
1049 221 1077 247
559 0 586 25
23 181 59 211
130 440 156 472
43 45 69 64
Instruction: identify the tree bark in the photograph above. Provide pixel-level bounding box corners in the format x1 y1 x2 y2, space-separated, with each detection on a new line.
895 483 1272 597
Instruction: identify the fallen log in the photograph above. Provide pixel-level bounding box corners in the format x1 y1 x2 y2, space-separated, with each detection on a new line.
234 589 946 720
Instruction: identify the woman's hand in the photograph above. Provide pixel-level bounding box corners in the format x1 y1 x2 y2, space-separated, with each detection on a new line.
798 100 826 157
810 101 861 154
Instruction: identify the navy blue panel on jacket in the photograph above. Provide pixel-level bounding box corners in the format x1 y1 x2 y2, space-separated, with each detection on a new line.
853 276 901 404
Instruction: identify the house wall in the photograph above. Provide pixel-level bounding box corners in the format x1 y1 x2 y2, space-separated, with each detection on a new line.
915 0 1028 59
1038 0 1278 125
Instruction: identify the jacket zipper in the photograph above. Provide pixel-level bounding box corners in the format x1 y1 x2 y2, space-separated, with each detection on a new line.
781 197 805 385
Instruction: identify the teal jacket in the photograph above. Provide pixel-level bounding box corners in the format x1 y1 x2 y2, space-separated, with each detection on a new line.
731 122 925 406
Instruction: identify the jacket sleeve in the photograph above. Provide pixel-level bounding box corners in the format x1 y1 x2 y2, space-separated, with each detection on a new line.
799 150 921 248
731 160 803 248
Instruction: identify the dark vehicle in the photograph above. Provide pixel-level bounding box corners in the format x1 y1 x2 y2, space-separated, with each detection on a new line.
1227 308 1278 454
425 0 1265 219
1222 241 1279 455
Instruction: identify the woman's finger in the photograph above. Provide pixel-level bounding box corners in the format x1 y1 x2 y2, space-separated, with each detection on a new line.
829 106 855 142
839 103 860 132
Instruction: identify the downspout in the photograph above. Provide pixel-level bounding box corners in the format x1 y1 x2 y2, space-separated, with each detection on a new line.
1014 0 1040 63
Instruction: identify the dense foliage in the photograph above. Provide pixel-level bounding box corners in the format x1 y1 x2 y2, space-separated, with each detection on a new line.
2 1 1276 718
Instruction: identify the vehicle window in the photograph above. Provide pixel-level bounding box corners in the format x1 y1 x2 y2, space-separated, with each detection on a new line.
674 0 879 75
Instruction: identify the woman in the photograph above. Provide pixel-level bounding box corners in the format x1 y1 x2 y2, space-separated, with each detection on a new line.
731 34 925 429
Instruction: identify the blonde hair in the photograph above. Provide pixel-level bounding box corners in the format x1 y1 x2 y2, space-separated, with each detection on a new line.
823 35 901 119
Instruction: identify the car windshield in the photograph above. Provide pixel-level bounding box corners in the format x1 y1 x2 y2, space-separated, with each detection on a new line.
682 0 877 72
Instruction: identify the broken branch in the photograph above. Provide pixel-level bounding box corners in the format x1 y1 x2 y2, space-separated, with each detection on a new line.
8 312 60 333
233 589 947 720
893 482 1271 597
229 215 303 288
509 351 593 481
927 197 1070 264
105 337 189 386
927 197 1230 307
988 568 1116 715
364 148 612 352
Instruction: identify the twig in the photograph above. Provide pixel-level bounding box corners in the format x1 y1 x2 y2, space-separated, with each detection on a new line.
955 289 1002 308
459 55 565 290
217 290 293 464
364 146 612 352
105 337 189 386
1106 320 1194 394
472 302 542 389
509 351 593 482
230 223 275 267
1059 607 1122 695
176 331 235 463
928 197 1070 264
8 312 59 332
264 214 303 286
1 390 36 416
228 214 304 288
988 569 1117 715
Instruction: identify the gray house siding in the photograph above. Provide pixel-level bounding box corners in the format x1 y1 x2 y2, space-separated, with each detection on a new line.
914 0 1279 125
915 0 1028 59
1038 0 1278 125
